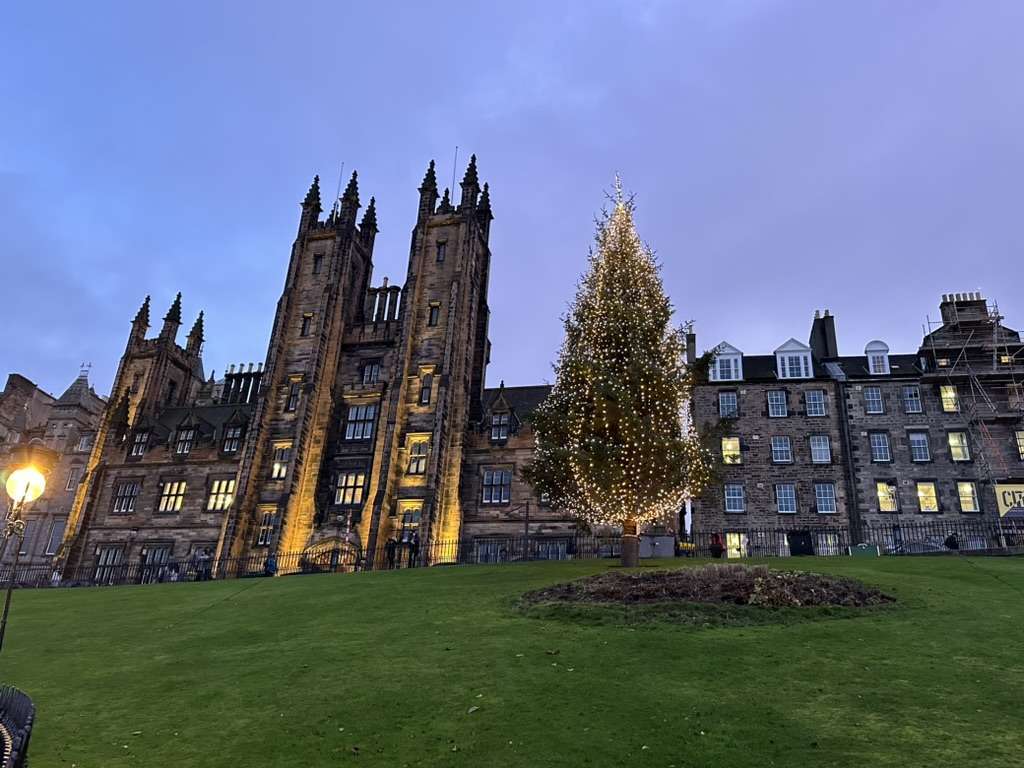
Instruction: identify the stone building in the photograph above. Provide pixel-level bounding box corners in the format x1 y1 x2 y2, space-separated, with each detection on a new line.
0 371 105 570
60 157 575 576
693 292 1024 551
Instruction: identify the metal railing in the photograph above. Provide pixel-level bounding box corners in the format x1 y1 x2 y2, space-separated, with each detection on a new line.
0 685 34 768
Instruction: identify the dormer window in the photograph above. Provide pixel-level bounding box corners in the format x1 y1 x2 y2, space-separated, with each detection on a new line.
490 413 510 442
709 343 743 381
130 431 149 457
774 339 812 379
175 428 196 455
865 340 890 375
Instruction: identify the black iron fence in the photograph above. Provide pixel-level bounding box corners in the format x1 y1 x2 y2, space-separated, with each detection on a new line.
2 520 1023 589
0 685 34 768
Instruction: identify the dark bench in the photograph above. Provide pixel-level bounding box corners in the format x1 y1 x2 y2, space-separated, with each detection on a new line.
0 686 34 767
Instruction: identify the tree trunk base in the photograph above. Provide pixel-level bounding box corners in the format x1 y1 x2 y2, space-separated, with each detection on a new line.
621 535 640 568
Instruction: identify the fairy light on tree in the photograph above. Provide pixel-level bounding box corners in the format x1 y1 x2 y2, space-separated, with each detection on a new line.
524 180 713 566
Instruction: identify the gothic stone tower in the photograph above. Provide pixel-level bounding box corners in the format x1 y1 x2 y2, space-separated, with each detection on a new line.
225 157 492 565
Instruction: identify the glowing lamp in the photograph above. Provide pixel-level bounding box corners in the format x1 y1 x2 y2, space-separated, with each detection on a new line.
5 467 46 505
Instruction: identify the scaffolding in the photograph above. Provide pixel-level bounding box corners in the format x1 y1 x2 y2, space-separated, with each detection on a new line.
924 293 1024 522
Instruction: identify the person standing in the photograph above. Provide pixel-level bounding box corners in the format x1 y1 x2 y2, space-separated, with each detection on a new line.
385 537 398 570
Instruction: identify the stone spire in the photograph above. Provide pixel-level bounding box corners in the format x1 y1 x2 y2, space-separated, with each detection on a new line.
459 153 480 209
299 174 322 232
418 159 439 219
186 310 205 353
131 295 150 343
160 292 182 340
338 170 360 224
360 196 377 233
478 182 492 216
438 187 453 214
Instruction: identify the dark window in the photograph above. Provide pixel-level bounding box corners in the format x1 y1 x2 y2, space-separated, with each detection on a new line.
175 428 195 455
362 361 381 385
767 390 788 417
344 404 378 440
256 510 277 546
312 254 323 274
428 305 440 327
130 431 149 457
805 390 827 417
419 374 433 405
491 413 510 441
408 441 428 474
112 481 140 514
902 385 923 414
300 314 312 337
436 242 446 262
286 382 300 412
718 391 738 418
222 426 243 453
869 432 892 462
482 469 512 504
864 386 884 414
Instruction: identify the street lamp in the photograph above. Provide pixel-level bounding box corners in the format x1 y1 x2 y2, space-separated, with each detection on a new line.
1 441 54 653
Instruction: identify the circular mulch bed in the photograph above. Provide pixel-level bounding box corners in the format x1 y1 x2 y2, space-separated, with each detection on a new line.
522 564 894 609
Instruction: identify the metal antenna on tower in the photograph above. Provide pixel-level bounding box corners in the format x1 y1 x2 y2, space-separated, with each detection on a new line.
332 162 345 217
451 145 459 193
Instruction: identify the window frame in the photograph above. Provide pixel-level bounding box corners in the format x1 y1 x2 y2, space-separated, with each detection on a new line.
863 386 885 414
774 483 797 514
334 471 367 507
1015 430 1024 461
255 508 277 547
65 466 81 491
915 481 940 513
908 431 931 463
902 384 923 414
805 389 827 417
724 483 745 513
427 304 440 327
419 374 433 406
947 431 971 462
721 436 742 465
814 482 837 514
869 432 892 463
112 480 141 515
940 384 960 413
436 241 447 263
767 390 788 418
222 426 243 454
407 440 428 475
206 478 236 511
957 481 980 513
361 360 381 386
718 390 739 419
157 479 187 513
876 480 899 513
174 427 196 455
482 469 513 505
270 442 292 479
344 403 378 441
285 382 301 412
130 430 149 457
809 434 832 464
490 412 510 442
770 436 793 464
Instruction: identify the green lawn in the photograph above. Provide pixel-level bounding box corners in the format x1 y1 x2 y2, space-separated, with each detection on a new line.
2 556 1022 767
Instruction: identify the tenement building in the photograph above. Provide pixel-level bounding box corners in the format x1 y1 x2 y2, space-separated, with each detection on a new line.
58 157 577 578
693 292 1024 554
0 371 105 570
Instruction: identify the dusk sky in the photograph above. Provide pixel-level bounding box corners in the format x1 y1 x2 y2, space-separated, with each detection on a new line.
2 1 1022 398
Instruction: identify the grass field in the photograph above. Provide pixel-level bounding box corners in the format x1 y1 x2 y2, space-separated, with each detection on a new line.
2 556 1022 767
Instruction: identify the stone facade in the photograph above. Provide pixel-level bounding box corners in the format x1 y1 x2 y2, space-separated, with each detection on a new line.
56 157 576 576
0 372 105 569
693 293 1024 547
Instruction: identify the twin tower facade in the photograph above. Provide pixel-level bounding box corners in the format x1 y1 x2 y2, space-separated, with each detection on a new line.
61 157 574 576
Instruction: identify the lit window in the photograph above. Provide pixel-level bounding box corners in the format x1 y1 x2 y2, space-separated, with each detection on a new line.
815 483 837 514
112 481 140 514
770 436 792 464
805 390 826 417
916 482 939 513
908 432 931 462
718 391 738 418
775 484 797 514
876 481 899 512
869 433 892 462
362 361 381 385
482 469 512 504
767 390 788 418
491 413 510 441
1017 431 1024 461
65 467 81 491
335 472 366 506
721 437 741 464
940 385 960 413
863 386 884 414
271 443 292 479
300 314 313 337
948 432 970 462
285 382 301 412
175 428 196 455
937 358 950 368
957 482 979 513
809 435 831 464
428 304 440 327
44 518 67 555
158 480 187 512
222 426 242 453
436 241 446 262
344 404 378 440
1000 354 1013 365
256 508 277 546
130 431 149 457
902 385 923 414
408 441 428 475
207 478 236 510
419 374 433 405
724 484 745 513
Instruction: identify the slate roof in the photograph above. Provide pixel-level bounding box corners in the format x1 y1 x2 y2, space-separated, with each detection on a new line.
482 385 552 418
826 353 922 380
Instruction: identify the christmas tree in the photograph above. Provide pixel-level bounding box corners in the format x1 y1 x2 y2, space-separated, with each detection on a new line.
524 182 711 565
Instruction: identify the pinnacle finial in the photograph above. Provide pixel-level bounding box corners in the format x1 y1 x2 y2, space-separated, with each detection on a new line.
360 196 378 232
134 295 151 326
342 170 359 204
461 154 479 188
164 292 182 324
303 174 321 208
188 310 205 342
479 182 491 210
439 187 452 212
420 159 437 191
